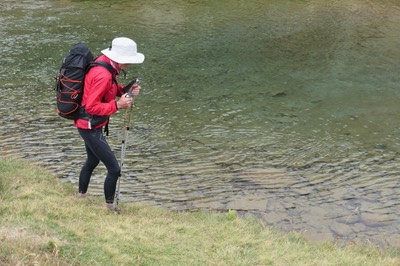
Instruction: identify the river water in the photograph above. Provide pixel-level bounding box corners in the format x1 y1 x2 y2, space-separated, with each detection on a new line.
0 0 399 248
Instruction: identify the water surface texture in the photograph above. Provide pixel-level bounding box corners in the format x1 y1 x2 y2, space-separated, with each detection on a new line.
1 0 399 248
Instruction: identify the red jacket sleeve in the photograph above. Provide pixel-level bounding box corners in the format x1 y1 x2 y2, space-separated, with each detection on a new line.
83 66 118 116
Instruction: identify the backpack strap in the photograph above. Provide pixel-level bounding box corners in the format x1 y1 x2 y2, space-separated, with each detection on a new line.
87 61 117 84
84 61 117 136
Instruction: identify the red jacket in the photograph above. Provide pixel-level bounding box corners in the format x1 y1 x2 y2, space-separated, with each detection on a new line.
74 55 123 129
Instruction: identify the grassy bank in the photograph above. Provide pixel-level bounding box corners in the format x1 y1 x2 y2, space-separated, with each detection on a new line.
0 158 399 265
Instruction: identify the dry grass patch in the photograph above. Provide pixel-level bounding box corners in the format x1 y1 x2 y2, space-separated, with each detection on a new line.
1 157 399 265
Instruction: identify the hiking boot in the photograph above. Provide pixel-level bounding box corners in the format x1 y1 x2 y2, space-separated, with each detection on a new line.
106 203 121 215
77 192 87 198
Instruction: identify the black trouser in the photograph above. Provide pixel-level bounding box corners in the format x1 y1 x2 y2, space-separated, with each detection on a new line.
78 127 120 204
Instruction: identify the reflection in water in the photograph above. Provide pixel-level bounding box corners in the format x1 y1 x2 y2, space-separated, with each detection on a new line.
0 0 399 248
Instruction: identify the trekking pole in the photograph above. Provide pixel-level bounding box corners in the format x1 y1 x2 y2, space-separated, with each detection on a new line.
115 78 140 207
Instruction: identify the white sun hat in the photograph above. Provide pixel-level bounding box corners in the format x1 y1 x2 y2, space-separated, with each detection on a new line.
101 37 145 64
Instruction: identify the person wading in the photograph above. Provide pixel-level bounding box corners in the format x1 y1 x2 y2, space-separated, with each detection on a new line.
75 37 145 213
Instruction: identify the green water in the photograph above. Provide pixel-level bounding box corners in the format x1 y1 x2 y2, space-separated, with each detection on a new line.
1 0 399 247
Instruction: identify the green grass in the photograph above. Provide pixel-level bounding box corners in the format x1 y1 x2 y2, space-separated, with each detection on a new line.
0 157 399 265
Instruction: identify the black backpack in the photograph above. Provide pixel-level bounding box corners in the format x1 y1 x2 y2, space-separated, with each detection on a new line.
54 43 114 120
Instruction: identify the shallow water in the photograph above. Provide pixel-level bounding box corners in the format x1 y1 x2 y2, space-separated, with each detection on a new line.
0 0 399 248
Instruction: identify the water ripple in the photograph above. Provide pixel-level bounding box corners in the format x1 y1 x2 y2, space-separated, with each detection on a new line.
1 0 400 248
